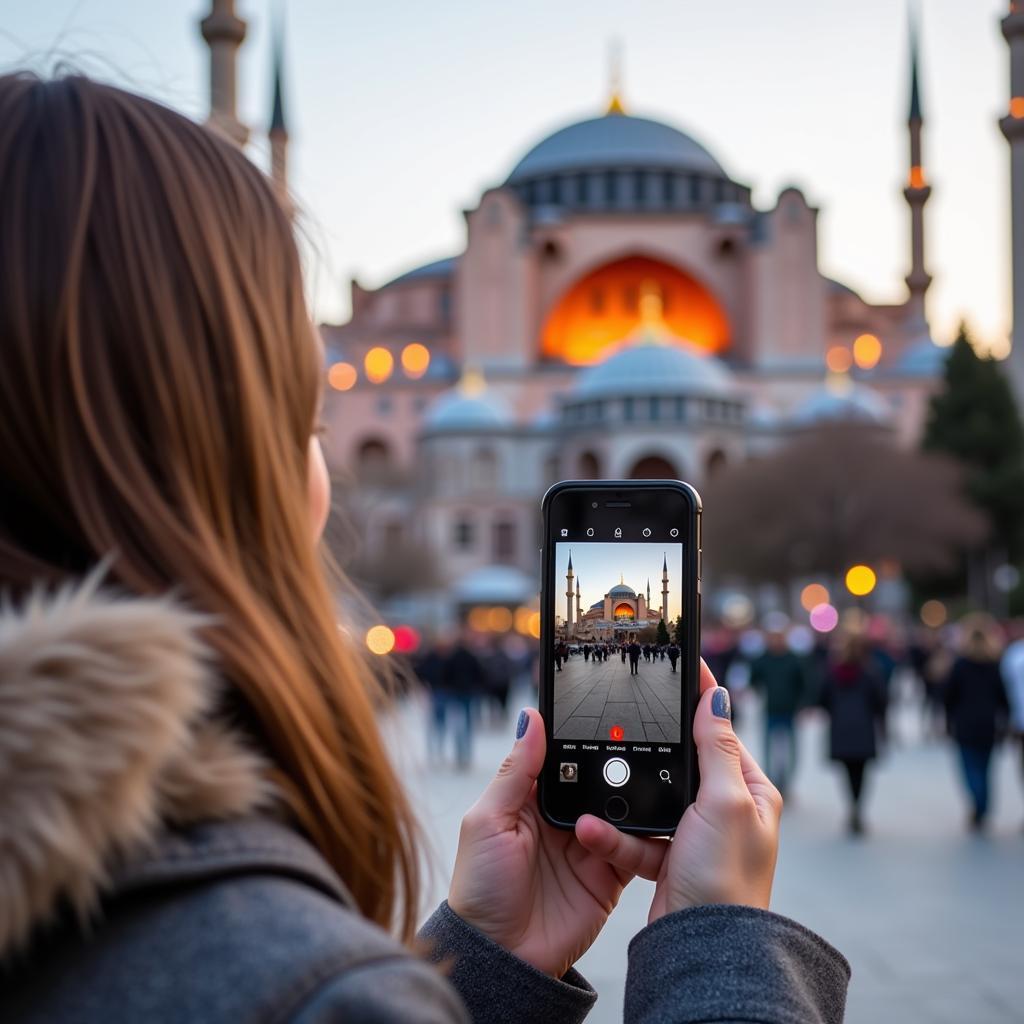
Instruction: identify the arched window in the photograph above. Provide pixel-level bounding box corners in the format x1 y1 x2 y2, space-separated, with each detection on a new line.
356 437 392 481
706 449 728 479
629 455 679 480
453 515 474 551
578 451 602 479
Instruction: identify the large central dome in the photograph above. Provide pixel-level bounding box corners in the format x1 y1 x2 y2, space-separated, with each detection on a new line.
507 113 727 183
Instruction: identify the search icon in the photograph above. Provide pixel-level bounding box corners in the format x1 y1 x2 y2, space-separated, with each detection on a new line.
659 769 671 783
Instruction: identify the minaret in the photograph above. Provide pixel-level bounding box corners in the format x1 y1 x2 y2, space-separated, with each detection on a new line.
661 553 670 621
565 552 575 636
903 7 932 330
1001 2 1024 407
200 0 248 145
576 578 582 626
268 9 290 206
646 578 651 607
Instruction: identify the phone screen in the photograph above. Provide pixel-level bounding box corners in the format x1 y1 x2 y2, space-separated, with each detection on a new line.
538 482 700 835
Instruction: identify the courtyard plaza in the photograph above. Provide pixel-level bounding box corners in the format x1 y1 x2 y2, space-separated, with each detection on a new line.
554 650 682 742
389 673 1024 1024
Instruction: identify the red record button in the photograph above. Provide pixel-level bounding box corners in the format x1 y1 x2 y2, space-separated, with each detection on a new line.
609 724 624 741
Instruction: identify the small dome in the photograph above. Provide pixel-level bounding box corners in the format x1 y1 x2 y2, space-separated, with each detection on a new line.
454 566 536 605
573 336 735 400
791 382 891 427
422 386 512 433
508 114 727 183
609 583 637 598
892 337 948 378
384 255 457 288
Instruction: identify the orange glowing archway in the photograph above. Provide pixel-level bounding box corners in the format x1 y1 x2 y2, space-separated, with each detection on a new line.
614 603 636 620
541 255 730 365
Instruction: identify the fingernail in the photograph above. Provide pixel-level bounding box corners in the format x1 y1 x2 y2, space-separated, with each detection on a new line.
711 687 731 720
515 710 529 740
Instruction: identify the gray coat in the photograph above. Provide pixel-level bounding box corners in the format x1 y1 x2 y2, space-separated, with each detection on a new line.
0 579 850 1023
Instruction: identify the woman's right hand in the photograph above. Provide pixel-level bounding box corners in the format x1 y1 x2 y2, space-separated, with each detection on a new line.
575 661 782 924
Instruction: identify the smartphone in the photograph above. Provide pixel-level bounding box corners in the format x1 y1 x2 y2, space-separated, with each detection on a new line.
537 479 701 836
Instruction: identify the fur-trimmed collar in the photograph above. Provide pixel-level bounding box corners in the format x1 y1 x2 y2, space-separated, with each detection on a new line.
0 575 271 957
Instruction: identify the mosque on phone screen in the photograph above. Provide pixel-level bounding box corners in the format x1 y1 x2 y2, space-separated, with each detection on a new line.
199 3 969 615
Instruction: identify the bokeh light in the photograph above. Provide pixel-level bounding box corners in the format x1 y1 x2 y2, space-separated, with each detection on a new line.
809 603 839 633
845 564 877 596
328 362 357 391
527 612 542 639
486 606 513 632
852 333 882 370
364 346 394 384
467 606 490 632
800 583 829 612
401 343 431 379
392 624 420 654
1011 97 1024 119
826 346 852 374
365 624 396 655
920 600 948 628
721 593 754 628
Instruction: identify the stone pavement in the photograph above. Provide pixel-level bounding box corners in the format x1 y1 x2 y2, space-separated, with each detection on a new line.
392 678 1024 1024
554 653 682 742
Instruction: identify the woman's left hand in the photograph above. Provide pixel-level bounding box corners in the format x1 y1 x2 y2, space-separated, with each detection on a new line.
448 707 667 979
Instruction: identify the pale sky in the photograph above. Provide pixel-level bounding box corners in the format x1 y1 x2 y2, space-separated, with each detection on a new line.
557 543 682 622
1 0 1013 350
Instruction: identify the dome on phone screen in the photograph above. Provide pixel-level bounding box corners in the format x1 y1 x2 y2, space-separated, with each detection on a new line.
572 333 735 400
608 583 637 597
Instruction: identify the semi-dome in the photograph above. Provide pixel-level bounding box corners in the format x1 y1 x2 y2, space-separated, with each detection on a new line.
609 583 637 597
790 382 891 427
508 114 727 183
422 385 512 433
573 336 736 400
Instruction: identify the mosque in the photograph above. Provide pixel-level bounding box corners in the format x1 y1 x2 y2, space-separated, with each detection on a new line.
196 2 1024 622
559 551 671 642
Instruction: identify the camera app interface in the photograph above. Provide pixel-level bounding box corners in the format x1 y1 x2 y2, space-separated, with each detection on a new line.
553 541 684 744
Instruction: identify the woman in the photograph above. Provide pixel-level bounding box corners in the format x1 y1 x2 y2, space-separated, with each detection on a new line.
944 615 1010 831
819 630 887 835
0 74 848 1022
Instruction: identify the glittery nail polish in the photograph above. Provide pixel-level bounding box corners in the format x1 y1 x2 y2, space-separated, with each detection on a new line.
711 687 731 720
515 710 529 739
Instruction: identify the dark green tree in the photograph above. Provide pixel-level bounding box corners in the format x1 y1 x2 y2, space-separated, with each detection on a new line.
922 323 1024 609
673 615 684 647
656 618 670 645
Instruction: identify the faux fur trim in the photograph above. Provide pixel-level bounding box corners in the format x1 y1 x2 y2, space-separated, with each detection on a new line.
0 572 271 956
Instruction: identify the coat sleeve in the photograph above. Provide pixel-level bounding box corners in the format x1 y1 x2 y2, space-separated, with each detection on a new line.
624 905 850 1024
418 901 597 1024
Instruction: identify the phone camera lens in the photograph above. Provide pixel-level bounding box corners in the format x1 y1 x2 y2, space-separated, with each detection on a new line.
591 502 598 509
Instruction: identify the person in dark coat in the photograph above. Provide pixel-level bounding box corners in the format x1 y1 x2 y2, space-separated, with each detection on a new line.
668 643 680 673
439 631 485 770
628 639 642 675
818 630 888 835
944 616 1010 831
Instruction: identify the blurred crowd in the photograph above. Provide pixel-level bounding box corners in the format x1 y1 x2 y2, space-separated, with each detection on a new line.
410 612 1024 835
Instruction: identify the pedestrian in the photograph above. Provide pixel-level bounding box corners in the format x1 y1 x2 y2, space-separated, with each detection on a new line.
554 640 563 672
583 644 591 662
944 615 1010 832
818 630 888 835
621 644 627 664
668 643 680 673
1001 621 1024 826
628 639 642 675
0 74 849 1023
749 631 809 798
439 630 485 770
415 636 451 764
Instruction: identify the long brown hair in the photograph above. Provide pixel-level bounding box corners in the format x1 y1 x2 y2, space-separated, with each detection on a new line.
0 74 420 938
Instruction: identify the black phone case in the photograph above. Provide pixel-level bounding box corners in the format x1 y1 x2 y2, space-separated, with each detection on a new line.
537 479 702 836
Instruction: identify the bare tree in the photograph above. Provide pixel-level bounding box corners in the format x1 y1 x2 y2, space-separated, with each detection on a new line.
703 424 987 585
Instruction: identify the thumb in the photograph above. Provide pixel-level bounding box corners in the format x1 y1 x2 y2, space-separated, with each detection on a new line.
692 686 747 805
473 707 546 825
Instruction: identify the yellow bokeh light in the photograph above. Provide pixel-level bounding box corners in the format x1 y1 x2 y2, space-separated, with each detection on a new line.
467 607 490 632
528 612 542 639
486 607 513 632
401 343 431 379
845 565 877 597
920 600 948 628
852 333 882 370
365 624 396 656
364 347 394 384
826 346 852 374
514 607 534 635
800 583 830 612
328 362 357 391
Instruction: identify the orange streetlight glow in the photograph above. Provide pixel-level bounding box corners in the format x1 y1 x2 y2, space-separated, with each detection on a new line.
364 347 394 384
328 361 357 391
800 583 830 612
401 343 431 379
365 624 396 655
845 565 877 597
486 607 513 632
826 346 852 374
852 333 882 370
920 600 947 628
908 166 926 189
1012 97 1024 119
